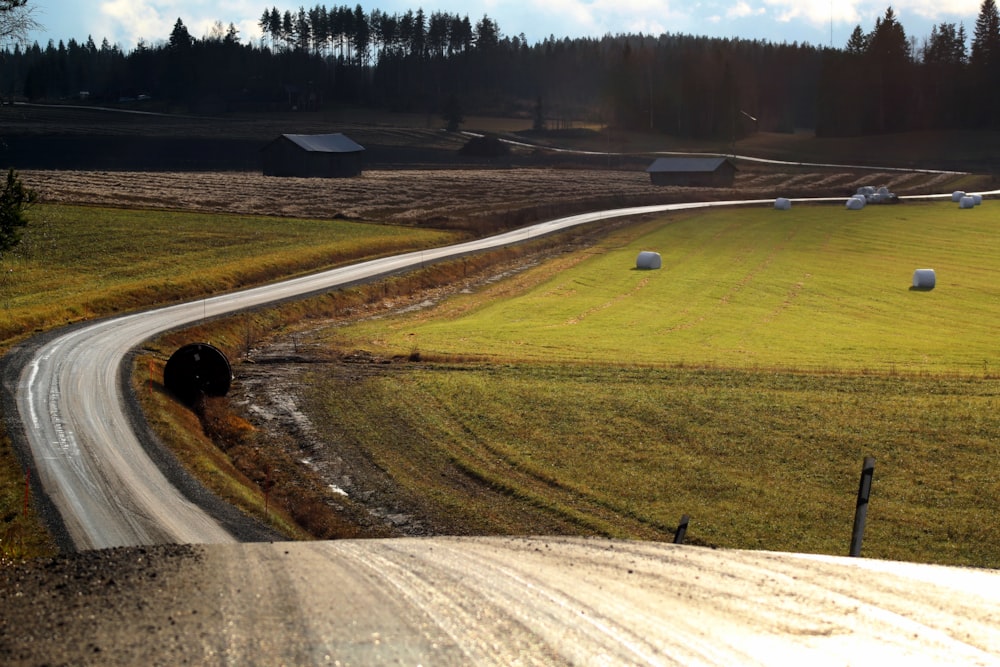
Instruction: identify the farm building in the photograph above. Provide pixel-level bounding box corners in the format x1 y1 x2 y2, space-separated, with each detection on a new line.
262 133 365 178
646 157 737 187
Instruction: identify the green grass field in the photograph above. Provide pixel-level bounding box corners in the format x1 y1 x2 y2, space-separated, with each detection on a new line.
309 201 1000 567
331 201 999 375
0 204 456 348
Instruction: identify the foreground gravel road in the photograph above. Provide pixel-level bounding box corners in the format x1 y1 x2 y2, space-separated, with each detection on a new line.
3 537 999 666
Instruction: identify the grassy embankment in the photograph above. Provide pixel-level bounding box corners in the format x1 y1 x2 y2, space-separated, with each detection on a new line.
307 201 1000 567
0 204 457 558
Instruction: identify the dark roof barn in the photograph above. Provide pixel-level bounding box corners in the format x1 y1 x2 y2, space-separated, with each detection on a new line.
646 156 737 187
262 133 365 178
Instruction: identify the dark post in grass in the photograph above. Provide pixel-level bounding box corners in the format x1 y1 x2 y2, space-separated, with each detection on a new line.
673 514 689 544
849 456 876 557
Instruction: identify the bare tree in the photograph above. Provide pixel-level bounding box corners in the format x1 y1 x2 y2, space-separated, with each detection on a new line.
0 0 40 47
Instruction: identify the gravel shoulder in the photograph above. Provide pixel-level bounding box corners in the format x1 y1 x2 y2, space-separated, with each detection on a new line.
3 538 1000 665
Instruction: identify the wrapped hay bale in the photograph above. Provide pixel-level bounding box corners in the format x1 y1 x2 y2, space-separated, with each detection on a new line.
973 194 983 206
912 269 936 289
846 195 866 210
774 197 791 210
636 251 662 270
952 190 966 202
960 196 976 209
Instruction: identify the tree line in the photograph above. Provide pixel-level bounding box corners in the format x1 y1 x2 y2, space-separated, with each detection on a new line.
2 2 1000 139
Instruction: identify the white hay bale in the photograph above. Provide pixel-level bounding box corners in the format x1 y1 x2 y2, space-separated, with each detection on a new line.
973 193 983 206
912 269 936 289
857 186 876 197
960 196 976 209
877 186 890 198
774 197 791 210
636 251 662 270
952 190 966 202
846 196 866 210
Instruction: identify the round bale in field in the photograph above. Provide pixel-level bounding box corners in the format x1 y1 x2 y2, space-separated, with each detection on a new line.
912 269 936 290
952 190 966 202
636 251 662 270
960 196 976 209
774 197 792 210
846 196 865 210
973 194 983 205
163 342 233 405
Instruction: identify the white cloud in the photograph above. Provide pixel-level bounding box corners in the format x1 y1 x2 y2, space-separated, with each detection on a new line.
762 0 982 29
98 0 170 46
727 2 765 20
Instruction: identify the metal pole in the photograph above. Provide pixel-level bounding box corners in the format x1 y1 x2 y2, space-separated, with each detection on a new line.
849 456 875 557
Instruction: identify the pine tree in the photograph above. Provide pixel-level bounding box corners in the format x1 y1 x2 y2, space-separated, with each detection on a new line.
0 169 36 254
971 0 1000 125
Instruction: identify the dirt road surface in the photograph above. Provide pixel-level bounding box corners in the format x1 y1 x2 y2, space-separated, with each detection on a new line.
2 537 999 665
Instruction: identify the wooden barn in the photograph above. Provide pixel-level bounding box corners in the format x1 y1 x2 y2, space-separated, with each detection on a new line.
646 156 737 187
262 133 365 178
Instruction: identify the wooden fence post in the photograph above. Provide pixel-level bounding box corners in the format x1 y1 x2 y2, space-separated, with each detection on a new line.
673 514 689 544
849 456 875 557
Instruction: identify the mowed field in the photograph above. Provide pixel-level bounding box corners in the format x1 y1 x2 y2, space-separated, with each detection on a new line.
293 201 1000 567
331 202 998 374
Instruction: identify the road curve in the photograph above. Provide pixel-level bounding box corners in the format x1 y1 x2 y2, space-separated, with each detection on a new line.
5 200 765 550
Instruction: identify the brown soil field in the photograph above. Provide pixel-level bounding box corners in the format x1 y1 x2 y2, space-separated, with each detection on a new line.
22 167 968 235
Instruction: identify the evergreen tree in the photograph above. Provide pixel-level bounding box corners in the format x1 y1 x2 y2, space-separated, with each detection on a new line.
971 0 1000 68
845 25 869 54
168 18 193 50
0 168 36 254
867 7 912 132
971 0 1000 125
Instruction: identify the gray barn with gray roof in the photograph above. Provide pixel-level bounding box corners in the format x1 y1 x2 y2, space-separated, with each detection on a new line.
646 157 737 187
262 133 365 178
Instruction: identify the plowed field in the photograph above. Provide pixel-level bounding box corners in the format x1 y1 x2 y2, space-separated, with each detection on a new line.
22 167 965 233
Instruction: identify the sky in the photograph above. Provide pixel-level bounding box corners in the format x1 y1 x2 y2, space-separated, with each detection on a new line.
18 0 990 52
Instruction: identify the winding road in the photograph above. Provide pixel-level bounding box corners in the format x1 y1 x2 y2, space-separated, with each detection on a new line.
3 195 1000 665
6 200 741 549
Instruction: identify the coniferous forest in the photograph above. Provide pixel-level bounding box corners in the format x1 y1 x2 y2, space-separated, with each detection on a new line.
2 2 1000 139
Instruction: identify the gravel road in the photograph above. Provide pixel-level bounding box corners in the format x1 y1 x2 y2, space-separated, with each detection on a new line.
3 537 1000 666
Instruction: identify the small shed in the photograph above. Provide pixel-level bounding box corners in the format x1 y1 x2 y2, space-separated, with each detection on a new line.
646 157 737 187
262 133 365 178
